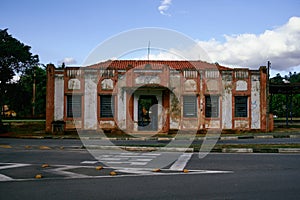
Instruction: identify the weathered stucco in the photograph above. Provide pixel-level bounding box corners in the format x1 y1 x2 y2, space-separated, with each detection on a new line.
234 120 249 129
99 120 115 129
68 78 81 90
205 120 220 128
222 73 232 129
182 119 198 129
84 76 98 130
236 80 248 91
251 74 261 129
101 79 114 90
135 76 160 84
169 93 180 129
117 90 126 130
184 79 197 91
54 74 64 121
65 120 82 129
206 79 219 91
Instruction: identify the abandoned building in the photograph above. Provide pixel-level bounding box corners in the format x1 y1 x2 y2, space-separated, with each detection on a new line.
46 60 272 134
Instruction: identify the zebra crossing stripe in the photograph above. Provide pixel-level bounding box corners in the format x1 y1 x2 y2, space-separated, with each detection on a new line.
0 163 31 170
0 174 13 181
80 161 98 164
169 153 193 171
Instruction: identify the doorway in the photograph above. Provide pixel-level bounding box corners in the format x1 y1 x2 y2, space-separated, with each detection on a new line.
138 95 158 131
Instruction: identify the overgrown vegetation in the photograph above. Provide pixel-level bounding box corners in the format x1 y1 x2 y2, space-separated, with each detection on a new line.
270 72 300 117
0 29 44 120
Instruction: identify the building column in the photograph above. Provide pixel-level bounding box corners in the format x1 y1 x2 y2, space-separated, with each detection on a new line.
84 74 98 130
46 64 55 132
126 90 134 132
162 89 170 132
260 66 268 132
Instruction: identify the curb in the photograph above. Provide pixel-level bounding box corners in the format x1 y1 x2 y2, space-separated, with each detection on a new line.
2 143 300 153
221 148 253 153
215 148 300 153
290 135 300 138
84 145 193 152
1 134 300 141
254 135 274 139
220 136 238 140
278 148 300 153
63 145 300 154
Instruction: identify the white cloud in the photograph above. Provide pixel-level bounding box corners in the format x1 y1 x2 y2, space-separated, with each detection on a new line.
58 57 77 65
158 0 172 16
118 17 300 75
197 16 300 72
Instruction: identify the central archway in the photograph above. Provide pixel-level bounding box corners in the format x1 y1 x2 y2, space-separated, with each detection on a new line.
138 95 158 131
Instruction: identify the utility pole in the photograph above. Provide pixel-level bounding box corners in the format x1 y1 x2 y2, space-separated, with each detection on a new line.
147 40 150 62
32 67 36 117
266 61 271 132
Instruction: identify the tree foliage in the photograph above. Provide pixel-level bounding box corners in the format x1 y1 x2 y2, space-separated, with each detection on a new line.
0 29 39 120
4 66 46 118
270 72 300 117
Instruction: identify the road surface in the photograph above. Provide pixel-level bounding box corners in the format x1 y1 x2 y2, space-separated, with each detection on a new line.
0 138 299 199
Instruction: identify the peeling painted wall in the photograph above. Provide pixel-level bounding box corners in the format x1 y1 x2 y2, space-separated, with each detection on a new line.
84 76 98 130
251 74 261 129
205 120 220 128
222 73 232 129
184 79 197 91
182 119 198 129
99 121 115 129
169 74 181 129
101 79 113 90
236 80 248 91
135 76 160 84
115 74 127 131
66 120 82 129
54 74 64 121
68 78 81 90
234 120 249 129
117 92 126 130
170 93 180 129
206 79 219 91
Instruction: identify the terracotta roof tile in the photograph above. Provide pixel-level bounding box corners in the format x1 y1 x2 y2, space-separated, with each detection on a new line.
86 60 231 71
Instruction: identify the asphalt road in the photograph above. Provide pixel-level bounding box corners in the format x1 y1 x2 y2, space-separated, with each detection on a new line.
0 139 299 199
1 137 300 148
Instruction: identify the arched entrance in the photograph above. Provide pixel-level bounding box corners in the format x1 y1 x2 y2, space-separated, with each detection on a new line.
138 95 158 131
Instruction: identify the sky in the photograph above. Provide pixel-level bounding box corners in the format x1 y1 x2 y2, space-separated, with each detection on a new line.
1 0 300 77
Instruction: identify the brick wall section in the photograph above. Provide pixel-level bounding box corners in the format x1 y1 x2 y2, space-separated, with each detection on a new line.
162 89 170 132
260 66 268 132
45 64 55 132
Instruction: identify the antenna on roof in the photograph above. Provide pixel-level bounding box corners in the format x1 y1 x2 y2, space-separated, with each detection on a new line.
147 40 150 62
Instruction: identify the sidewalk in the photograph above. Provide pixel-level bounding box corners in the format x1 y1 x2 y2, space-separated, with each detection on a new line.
1 128 300 154
1 127 300 140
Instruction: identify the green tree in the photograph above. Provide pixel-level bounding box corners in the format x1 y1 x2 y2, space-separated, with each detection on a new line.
269 72 300 118
270 73 283 84
0 29 39 124
17 66 46 117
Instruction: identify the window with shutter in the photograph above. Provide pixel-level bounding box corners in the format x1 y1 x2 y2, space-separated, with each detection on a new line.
183 96 197 117
67 95 82 118
235 96 248 117
205 96 219 118
100 95 115 118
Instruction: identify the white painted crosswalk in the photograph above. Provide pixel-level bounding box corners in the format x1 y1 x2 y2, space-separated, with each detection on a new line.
0 160 233 182
92 152 161 167
169 153 193 171
0 173 13 181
